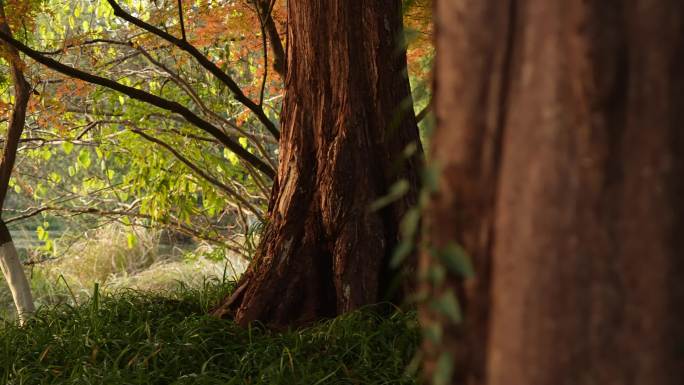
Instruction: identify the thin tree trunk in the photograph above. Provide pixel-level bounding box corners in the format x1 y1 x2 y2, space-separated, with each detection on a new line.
213 0 423 328
0 0 36 324
423 0 684 384
0 222 34 324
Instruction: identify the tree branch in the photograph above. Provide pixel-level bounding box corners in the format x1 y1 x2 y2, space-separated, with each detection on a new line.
36 38 135 55
416 101 432 123
130 128 264 222
0 30 276 180
5 206 233 248
177 0 187 41
105 0 280 139
257 0 286 77
135 46 278 170
253 0 269 106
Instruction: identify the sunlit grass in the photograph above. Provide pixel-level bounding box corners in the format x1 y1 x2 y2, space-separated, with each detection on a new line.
0 224 248 318
0 281 419 384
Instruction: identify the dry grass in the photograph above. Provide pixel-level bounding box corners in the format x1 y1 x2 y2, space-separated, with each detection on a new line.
0 224 247 318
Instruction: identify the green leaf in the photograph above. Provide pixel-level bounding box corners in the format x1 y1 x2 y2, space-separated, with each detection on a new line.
36 226 48 241
430 291 462 324
42 239 54 253
78 149 92 169
432 353 454 385
423 164 440 193
239 137 248 148
427 264 446 286
40 148 52 161
402 141 418 157
223 148 239 166
400 207 420 238
370 179 410 211
422 322 443 345
437 243 475 278
34 183 47 199
126 233 137 249
62 141 74 155
49 172 61 183
390 240 413 268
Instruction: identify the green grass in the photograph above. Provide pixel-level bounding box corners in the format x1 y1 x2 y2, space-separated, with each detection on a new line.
0 281 419 384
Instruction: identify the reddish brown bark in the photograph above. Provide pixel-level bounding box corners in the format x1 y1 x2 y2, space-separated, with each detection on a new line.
0 0 36 321
424 0 684 384
0 3 30 209
213 0 422 328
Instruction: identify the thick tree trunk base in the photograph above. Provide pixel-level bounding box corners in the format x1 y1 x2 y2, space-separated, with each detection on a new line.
212 0 422 329
213 195 393 328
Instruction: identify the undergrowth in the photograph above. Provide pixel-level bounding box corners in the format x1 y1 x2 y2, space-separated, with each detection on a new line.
21 224 246 308
0 281 419 384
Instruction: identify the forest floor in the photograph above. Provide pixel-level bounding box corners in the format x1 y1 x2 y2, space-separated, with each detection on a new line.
0 281 419 384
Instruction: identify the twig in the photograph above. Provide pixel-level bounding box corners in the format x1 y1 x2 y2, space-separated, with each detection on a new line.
177 0 187 41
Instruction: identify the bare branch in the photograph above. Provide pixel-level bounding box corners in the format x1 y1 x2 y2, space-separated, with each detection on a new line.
252 0 269 106
178 0 187 41
416 101 432 123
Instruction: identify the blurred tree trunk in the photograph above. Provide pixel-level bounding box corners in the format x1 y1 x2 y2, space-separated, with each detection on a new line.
422 0 684 384
0 0 36 324
212 0 422 328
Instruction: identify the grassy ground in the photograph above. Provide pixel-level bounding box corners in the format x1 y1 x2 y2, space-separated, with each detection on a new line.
0 281 420 384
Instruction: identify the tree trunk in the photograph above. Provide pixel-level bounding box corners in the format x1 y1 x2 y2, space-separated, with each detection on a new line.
0 222 34 324
213 0 422 328
0 0 36 324
423 0 684 384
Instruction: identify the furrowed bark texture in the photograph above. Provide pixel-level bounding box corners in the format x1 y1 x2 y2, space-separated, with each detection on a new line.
424 0 684 384
215 0 422 328
0 0 36 324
